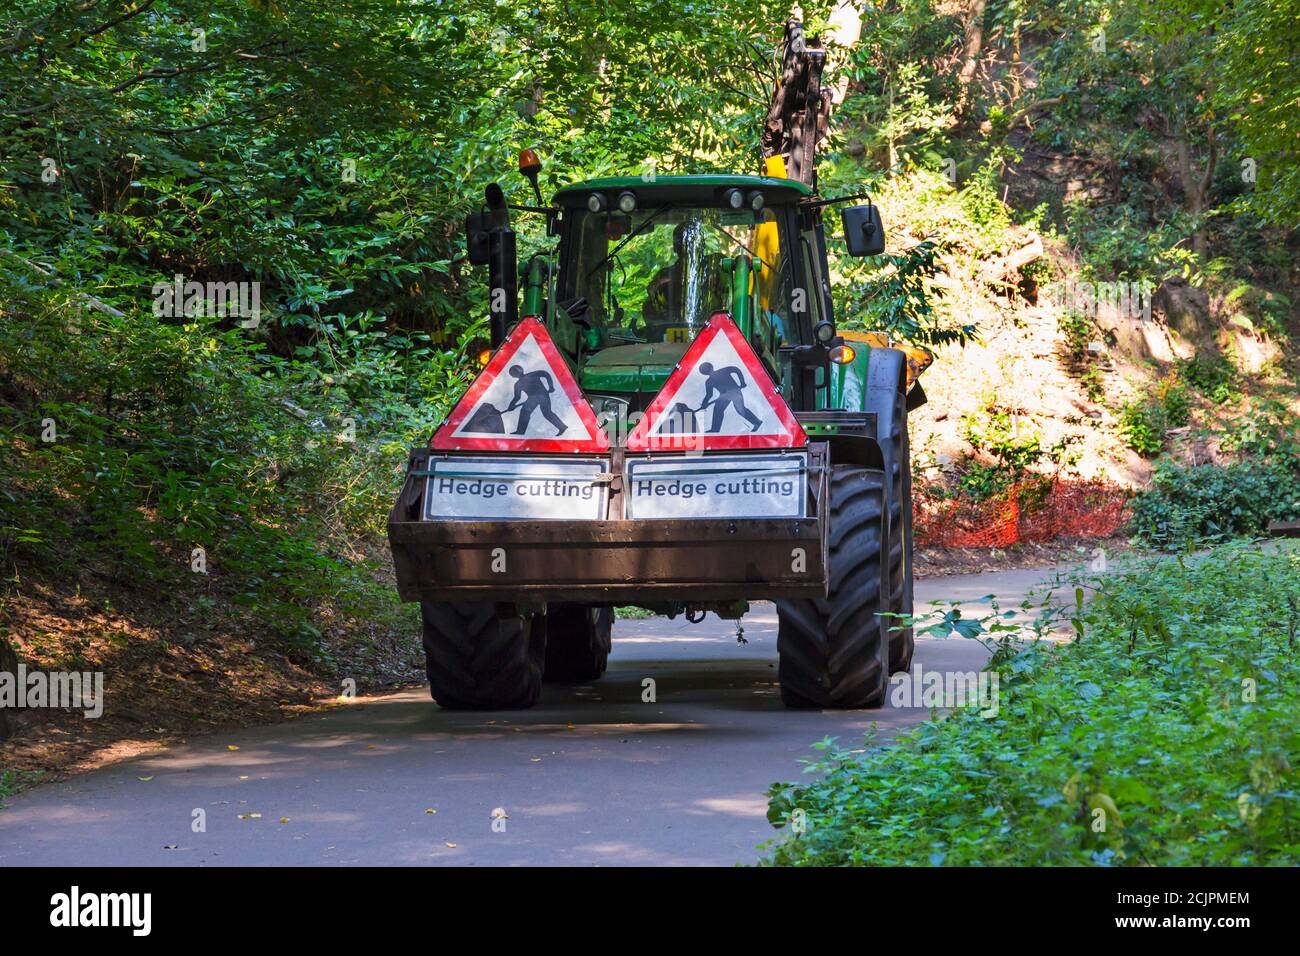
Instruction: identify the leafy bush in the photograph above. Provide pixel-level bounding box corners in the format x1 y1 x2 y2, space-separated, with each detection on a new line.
764 544 1300 865
1129 461 1300 550
1176 354 1241 405
0 270 464 659
1219 399 1300 463
842 239 977 347
1117 377 1190 456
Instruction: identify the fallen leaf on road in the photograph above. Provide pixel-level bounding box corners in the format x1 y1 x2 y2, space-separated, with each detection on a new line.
425 808 437 815
239 775 249 780
227 745 240 751
491 807 508 819
279 817 290 824
445 841 457 848
137 776 153 781
163 845 177 850
238 813 262 820
366 744 376 749
530 757 541 762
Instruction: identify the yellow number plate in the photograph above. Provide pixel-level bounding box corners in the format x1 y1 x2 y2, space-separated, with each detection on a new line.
664 326 692 343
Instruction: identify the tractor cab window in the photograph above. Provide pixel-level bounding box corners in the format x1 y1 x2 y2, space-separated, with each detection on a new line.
568 205 794 349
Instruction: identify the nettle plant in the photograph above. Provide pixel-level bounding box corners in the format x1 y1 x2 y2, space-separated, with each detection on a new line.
765 543 1300 866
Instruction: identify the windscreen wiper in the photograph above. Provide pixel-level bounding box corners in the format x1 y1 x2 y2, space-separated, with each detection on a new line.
585 203 677 280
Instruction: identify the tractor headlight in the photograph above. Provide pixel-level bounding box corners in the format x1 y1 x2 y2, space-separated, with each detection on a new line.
814 320 835 344
616 190 637 213
722 188 744 210
586 193 608 213
747 191 765 212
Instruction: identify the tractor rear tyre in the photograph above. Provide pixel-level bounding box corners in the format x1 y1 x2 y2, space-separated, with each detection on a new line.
421 602 544 709
775 466 891 709
543 604 612 682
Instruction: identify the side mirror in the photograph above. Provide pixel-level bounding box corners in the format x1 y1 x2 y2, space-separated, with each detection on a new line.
841 204 885 257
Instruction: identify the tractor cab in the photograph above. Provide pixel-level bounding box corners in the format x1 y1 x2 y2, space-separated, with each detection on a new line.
552 176 811 412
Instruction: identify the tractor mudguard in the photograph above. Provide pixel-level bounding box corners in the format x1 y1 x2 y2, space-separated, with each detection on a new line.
796 409 885 471
863 347 909 527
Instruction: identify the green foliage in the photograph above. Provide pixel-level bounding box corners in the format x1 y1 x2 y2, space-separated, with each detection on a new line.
614 606 654 620
838 0 959 172
0 0 829 342
765 544 1300 865
1219 399 1300 463
1128 396 1300 549
0 268 456 658
1142 0 1300 228
841 239 975 347
0 769 43 806
959 153 1017 253
1064 201 1195 285
1175 354 1242 406
1130 462 1300 550
1117 378 1191 456
1219 279 1293 342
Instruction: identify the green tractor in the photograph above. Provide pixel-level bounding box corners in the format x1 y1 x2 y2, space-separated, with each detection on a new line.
388 20 929 710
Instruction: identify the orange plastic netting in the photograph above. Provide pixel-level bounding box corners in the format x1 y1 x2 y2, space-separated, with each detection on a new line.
913 478 1132 549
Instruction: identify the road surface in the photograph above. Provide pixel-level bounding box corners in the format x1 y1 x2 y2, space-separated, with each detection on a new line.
0 564 1078 866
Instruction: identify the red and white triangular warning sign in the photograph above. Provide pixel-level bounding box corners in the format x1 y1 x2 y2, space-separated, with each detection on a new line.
626 313 807 451
432 317 609 453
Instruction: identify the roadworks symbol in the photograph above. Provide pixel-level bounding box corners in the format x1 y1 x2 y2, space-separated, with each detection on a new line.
626 313 806 451
432 317 607 453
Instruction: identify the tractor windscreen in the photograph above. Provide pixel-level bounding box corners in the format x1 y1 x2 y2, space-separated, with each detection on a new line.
570 206 792 347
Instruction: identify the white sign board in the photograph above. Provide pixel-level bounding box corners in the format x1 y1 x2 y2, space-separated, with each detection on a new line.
625 453 808 520
423 456 609 521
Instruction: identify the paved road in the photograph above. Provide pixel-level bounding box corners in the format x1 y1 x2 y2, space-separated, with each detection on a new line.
0 564 1078 866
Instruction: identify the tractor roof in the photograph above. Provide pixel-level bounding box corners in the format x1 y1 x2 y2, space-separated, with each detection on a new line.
554 174 812 207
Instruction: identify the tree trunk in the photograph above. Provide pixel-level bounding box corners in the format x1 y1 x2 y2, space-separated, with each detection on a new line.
0 636 18 741
957 0 988 111
1176 125 1217 259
